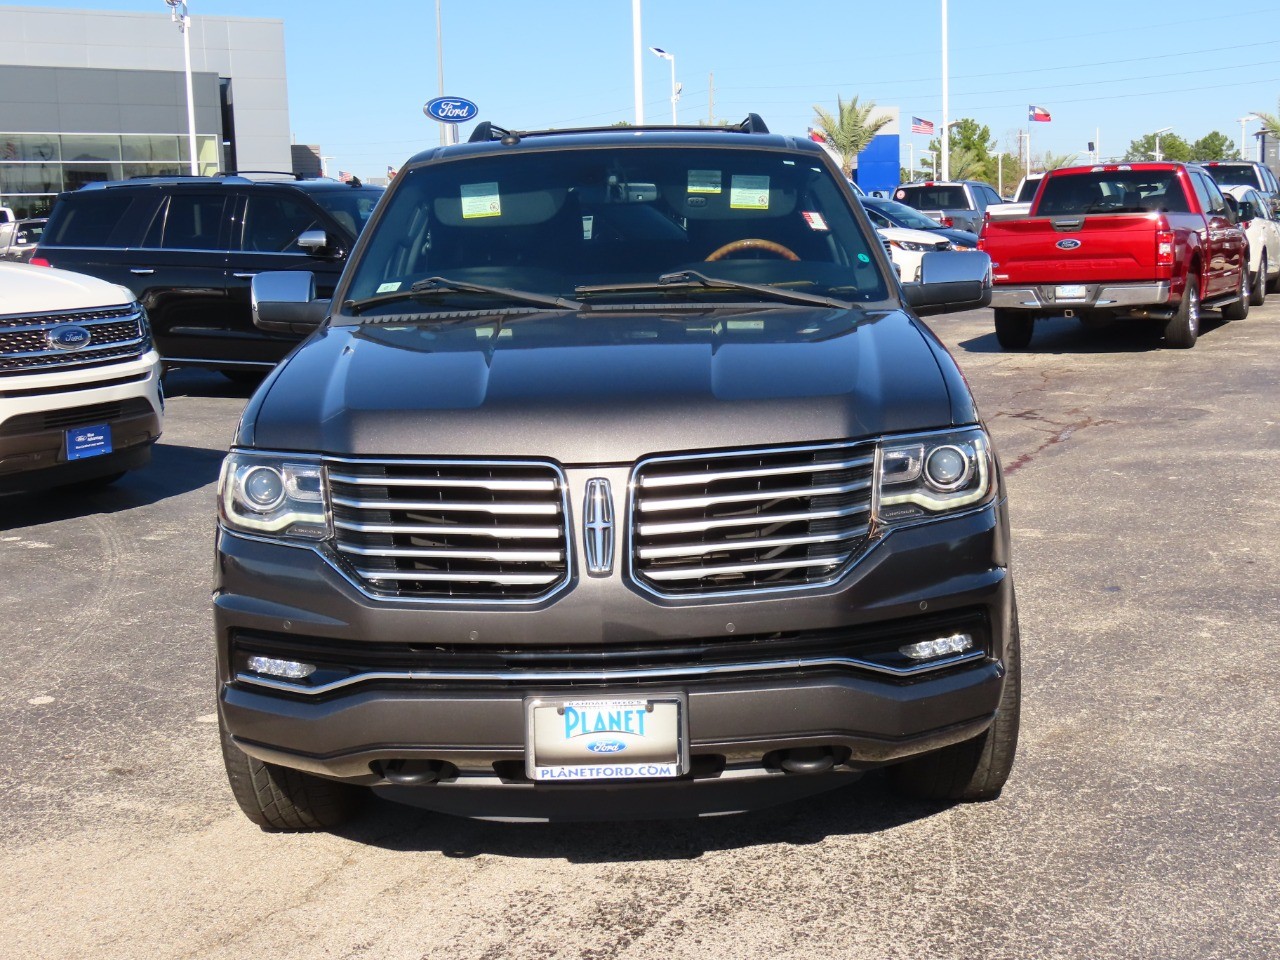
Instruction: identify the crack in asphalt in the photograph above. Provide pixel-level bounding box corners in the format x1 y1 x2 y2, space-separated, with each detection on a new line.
992 408 1120 475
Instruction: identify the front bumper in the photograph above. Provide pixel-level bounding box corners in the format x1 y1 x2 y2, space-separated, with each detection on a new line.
989 280 1171 311
216 501 1014 797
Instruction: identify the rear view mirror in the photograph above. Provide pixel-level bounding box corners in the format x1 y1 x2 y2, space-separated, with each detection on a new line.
252 271 329 333
902 251 993 316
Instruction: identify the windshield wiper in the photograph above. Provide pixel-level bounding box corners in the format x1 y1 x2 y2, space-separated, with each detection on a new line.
575 270 852 310
345 276 579 315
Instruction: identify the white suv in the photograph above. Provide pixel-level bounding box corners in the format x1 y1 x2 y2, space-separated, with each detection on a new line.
0 262 163 492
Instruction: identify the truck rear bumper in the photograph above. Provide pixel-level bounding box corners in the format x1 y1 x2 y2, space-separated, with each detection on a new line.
990 281 1170 311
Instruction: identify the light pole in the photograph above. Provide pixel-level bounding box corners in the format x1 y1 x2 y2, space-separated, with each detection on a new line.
632 0 644 125
436 0 450 145
1151 126 1173 162
649 47 679 124
164 0 199 175
1237 115 1257 160
940 0 949 181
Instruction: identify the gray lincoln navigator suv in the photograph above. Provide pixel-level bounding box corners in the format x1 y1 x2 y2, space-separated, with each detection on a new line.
215 116 1018 830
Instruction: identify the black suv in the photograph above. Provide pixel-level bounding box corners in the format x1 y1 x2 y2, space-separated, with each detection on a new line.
216 117 1017 829
33 174 383 377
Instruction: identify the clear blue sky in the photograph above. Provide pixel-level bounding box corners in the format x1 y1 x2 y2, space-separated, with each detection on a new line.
19 0 1280 178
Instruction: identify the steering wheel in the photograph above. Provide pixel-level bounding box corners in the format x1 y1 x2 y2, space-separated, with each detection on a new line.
704 238 800 262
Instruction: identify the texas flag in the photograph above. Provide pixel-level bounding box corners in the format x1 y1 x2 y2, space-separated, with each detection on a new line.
1029 105 1052 123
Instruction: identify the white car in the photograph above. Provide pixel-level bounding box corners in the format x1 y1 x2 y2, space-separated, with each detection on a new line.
985 173 1043 221
876 226 953 283
0 262 163 492
1224 185 1280 304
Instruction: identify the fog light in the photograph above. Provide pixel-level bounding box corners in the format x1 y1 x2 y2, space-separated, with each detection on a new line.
246 655 316 680
899 632 974 661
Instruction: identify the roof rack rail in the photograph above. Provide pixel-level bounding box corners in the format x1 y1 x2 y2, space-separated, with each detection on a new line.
217 170 307 180
467 113 770 145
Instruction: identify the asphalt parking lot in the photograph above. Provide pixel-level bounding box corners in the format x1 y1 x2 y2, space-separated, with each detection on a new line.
2 302 1277 960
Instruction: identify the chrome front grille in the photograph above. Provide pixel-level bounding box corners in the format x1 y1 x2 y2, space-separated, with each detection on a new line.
0 305 147 375
630 441 876 596
327 458 571 601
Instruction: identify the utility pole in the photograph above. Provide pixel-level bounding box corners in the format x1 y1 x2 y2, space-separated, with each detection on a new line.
435 0 449 145
940 0 949 181
709 72 714 125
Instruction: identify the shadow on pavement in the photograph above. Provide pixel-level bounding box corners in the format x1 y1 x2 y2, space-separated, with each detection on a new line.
162 367 262 399
957 314 1229 355
0 441 226 529
336 772 950 862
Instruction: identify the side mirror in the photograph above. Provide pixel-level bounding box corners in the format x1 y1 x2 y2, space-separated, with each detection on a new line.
297 229 337 256
1221 194 1239 224
251 271 329 333
902 251 993 316
1237 201 1256 222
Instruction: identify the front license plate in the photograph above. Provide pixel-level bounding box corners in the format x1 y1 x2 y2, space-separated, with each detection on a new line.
1055 284 1088 301
525 695 686 782
66 423 113 461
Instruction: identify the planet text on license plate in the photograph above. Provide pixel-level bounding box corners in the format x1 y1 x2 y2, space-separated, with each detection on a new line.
525 695 685 782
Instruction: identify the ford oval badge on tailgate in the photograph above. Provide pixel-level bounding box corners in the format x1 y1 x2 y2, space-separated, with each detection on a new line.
1056 238 1082 250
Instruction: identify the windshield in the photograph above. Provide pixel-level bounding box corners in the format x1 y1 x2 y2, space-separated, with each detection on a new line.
340 145 888 317
1016 178 1041 202
1036 170 1189 215
865 199 941 230
311 188 383 237
894 185 968 210
1204 164 1260 189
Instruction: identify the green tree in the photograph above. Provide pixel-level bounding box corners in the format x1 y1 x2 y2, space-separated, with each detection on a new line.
1123 132 1192 162
1190 131 1240 161
1041 151 1080 171
811 95 892 178
1254 98 1280 138
925 118 997 183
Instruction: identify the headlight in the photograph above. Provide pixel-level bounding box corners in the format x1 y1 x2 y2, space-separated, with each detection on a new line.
890 239 929 251
218 451 330 539
877 428 995 523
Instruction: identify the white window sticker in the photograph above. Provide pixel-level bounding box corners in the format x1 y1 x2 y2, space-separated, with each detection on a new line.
730 175 770 210
582 215 594 240
461 182 501 219
375 281 401 293
688 170 722 194
801 211 829 231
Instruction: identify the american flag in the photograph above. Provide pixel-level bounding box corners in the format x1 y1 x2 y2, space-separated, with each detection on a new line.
337 170 353 183
911 116 934 135
387 165 397 180
1029 105 1052 122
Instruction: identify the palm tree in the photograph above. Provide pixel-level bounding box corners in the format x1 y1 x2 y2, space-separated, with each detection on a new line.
811 96 892 179
1254 98 1280 138
1041 151 1079 171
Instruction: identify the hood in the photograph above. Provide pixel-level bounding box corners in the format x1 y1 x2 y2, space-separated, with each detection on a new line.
0 262 134 316
246 307 959 464
877 226 951 246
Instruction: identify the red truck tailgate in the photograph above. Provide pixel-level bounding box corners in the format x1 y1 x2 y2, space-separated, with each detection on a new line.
986 213 1161 285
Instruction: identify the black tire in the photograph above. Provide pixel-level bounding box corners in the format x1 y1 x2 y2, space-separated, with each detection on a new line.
1221 263 1249 321
1248 253 1267 307
889 596 1022 802
219 712 363 830
1163 277 1200 348
993 309 1034 350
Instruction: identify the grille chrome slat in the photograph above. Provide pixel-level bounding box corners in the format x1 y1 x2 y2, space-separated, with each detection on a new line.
630 440 877 596
0 307 146 375
328 458 570 602
639 478 872 513
637 525 870 560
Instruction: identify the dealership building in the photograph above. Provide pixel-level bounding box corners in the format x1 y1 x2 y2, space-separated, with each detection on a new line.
0 5 291 218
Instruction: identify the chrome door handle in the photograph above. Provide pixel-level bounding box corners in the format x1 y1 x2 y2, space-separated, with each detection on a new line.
233 272 257 279
130 268 154 275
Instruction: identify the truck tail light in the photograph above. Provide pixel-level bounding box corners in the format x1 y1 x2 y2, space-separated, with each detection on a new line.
938 215 954 228
28 257 51 267
976 235 986 252
1155 217 1174 268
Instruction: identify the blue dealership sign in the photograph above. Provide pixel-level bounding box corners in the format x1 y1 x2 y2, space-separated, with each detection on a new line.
424 96 478 124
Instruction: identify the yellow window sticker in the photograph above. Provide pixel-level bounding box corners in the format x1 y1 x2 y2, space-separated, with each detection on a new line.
461 182 501 219
730 175 770 210
688 170 722 194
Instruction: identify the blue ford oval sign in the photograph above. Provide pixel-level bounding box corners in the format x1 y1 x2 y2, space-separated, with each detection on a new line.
586 740 627 755
1056 238 1082 250
46 324 91 351
424 96 478 124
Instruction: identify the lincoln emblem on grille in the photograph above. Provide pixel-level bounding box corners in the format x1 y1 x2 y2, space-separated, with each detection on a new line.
583 478 615 576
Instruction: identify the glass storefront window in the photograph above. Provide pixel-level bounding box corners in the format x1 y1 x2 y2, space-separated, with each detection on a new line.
0 196 56 219
0 163 62 193
178 135 220 166
61 135 123 163
122 162 188 179
0 134 60 162
121 135 182 162
63 162 124 190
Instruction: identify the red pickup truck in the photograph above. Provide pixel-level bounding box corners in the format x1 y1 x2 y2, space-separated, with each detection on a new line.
978 162 1249 350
